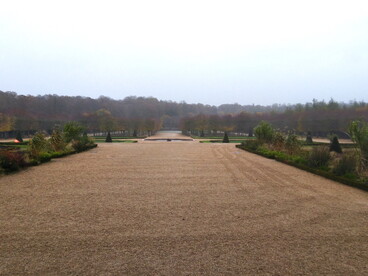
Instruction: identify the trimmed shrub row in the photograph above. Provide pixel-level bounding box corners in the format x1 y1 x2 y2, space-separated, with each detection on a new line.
236 144 368 192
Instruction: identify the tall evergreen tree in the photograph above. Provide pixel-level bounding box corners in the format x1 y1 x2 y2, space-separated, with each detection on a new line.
248 127 253 137
105 131 112 143
306 131 313 144
330 135 342 153
223 132 229 143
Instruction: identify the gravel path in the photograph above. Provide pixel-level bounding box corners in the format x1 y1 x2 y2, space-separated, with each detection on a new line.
1 137 368 275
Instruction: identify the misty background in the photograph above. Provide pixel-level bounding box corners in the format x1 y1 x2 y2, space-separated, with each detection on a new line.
1 0 368 105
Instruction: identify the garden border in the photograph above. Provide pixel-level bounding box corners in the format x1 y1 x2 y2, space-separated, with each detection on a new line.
236 145 368 192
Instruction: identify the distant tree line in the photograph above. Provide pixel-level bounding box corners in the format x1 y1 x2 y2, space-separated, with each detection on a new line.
1 91 368 138
181 99 368 138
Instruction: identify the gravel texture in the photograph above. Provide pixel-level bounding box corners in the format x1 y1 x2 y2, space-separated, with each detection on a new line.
1 133 368 275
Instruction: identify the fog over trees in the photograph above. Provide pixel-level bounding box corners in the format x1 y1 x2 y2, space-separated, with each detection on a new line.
1 90 368 137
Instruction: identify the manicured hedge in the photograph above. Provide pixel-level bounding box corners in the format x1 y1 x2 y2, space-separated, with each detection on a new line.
0 144 98 174
236 144 368 192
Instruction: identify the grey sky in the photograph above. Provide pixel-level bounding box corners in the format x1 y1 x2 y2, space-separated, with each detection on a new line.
1 0 368 106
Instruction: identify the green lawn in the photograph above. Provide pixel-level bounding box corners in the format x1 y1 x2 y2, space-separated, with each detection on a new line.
192 136 255 140
92 136 145 139
93 139 137 143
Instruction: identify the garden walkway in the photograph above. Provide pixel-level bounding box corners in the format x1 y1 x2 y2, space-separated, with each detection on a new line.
1 133 367 275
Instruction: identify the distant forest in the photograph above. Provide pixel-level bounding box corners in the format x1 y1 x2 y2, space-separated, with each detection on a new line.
1 90 368 137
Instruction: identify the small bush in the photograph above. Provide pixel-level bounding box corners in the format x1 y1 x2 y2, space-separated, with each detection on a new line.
272 132 285 150
349 120 368 165
241 139 259 151
254 121 274 144
38 152 52 163
222 132 229 143
50 128 65 151
63 122 84 143
71 135 95 152
28 132 48 160
285 133 301 154
332 153 357 176
329 135 342 153
0 149 27 172
308 146 331 168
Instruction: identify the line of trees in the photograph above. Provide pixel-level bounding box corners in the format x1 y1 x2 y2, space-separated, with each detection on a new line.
181 99 368 138
1 91 368 138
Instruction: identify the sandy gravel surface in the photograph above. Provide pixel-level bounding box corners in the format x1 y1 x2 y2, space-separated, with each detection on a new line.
1 136 368 275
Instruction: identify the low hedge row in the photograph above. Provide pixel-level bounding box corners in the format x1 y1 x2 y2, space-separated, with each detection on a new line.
1 144 98 174
236 144 368 192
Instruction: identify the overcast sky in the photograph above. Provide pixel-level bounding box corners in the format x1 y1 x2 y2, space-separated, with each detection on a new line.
1 0 368 106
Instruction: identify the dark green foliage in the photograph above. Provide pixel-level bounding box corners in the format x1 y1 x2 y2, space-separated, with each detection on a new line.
63 122 84 143
0 149 26 172
333 153 357 176
349 120 368 165
28 132 48 159
329 135 342 153
222 132 229 143
50 128 65 151
305 131 313 144
236 142 367 191
272 131 285 150
62 122 94 152
254 121 274 144
38 152 52 163
285 133 301 154
105 132 112 142
15 131 23 143
308 146 331 168
241 139 259 151
72 134 94 152
248 127 253 137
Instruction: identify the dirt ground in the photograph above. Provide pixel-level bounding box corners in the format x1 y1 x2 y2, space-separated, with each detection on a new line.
0 133 367 275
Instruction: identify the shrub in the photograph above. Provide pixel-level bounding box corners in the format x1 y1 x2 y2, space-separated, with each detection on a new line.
63 122 84 143
285 133 301 154
272 131 285 150
329 135 342 153
0 149 27 172
348 120 368 165
308 146 331 168
28 132 48 159
222 132 229 143
72 134 95 152
105 131 112 142
50 128 65 151
241 139 259 151
38 152 52 163
254 121 274 144
332 153 357 176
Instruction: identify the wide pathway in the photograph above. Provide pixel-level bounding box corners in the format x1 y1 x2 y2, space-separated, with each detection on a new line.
0 136 367 275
